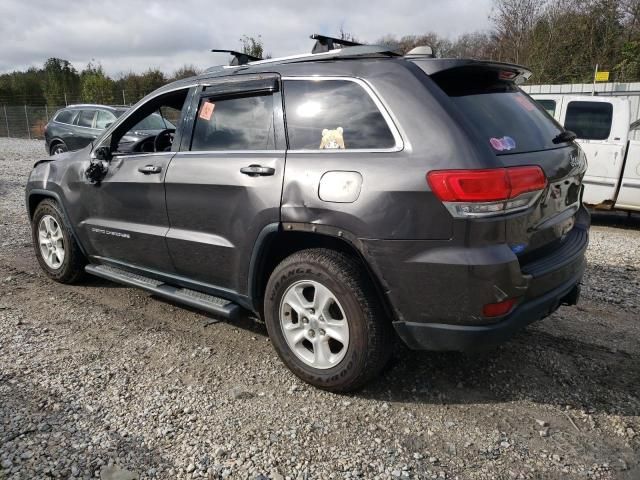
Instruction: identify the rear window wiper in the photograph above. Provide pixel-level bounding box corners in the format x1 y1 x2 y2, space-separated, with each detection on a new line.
552 130 577 144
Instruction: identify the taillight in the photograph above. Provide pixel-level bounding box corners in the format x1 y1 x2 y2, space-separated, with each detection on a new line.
482 298 518 317
427 166 546 218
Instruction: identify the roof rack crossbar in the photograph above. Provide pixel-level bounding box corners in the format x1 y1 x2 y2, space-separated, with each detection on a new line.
310 34 362 54
210 49 263 66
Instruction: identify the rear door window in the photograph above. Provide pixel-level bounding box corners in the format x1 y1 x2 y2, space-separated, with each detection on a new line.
536 99 557 117
564 101 613 140
190 94 275 151
283 79 396 150
76 110 96 128
428 67 565 154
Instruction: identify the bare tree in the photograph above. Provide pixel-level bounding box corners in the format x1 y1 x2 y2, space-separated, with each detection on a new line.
490 0 546 63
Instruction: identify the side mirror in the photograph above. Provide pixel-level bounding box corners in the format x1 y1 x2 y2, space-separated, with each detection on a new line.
94 145 112 161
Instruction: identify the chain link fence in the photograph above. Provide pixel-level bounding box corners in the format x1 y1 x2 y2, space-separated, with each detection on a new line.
0 105 69 140
0 89 149 141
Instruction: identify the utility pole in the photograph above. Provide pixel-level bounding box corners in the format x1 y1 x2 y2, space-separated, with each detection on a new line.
3 105 10 138
24 104 31 140
592 64 598 96
122 90 126 105
64 91 68 106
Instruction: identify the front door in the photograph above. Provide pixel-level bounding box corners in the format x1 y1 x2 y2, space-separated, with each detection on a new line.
165 75 286 294
76 86 195 272
78 151 176 272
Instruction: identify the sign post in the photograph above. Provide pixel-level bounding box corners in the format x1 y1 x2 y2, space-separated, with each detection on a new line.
592 64 610 95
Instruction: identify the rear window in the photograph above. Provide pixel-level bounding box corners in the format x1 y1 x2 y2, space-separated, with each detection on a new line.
564 101 613 140
430 67 564 154
76 110 95 128
283 79 396 150
54 110 77 124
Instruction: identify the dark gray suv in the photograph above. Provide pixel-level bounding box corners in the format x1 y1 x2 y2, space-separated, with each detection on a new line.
25 43 589 391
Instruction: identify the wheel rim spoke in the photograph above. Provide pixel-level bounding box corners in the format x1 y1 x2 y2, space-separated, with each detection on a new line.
324 323 348 343
313 284 333 315
313 339 333 367
282 286 311 315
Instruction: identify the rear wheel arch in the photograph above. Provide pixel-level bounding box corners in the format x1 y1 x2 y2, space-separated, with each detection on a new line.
250 226 395 323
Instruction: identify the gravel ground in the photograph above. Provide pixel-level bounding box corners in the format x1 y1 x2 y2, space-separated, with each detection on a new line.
0 138 639 480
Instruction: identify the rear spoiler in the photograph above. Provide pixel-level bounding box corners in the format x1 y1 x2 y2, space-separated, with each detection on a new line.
410 58 532 84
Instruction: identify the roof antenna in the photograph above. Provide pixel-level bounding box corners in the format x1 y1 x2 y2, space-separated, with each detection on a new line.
405 46 435 58
310 34 362 54
210 49 262 66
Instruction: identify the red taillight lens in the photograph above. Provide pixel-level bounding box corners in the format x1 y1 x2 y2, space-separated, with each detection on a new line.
508 166 547 198
482 298 517 317
427 166 546 202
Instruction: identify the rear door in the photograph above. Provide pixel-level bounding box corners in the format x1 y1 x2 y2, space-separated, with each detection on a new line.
558 97 629 206
165 74 286 294
71 109 99 150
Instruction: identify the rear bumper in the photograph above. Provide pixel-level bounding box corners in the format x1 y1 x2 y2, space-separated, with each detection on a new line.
362 206 590 351
393 268 583 351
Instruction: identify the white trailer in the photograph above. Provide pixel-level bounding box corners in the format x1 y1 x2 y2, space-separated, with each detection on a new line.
531 94 640 212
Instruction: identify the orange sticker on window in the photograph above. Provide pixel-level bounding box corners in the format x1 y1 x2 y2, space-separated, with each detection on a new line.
199 101 215 120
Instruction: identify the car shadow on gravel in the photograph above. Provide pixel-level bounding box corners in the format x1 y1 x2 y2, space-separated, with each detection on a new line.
358 325 640 417
152 296 269 337
590 211 640 229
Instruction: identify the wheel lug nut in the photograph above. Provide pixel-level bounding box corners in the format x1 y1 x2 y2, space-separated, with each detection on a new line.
302 317 309 324
319 329 326 336
308 329 315 337
309 308 315 314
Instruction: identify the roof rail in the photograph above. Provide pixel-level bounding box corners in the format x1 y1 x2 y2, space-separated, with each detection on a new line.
210 49 263 66
310 34 362 54
244 44 400 68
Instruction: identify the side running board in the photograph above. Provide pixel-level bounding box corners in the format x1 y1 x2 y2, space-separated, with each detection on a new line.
85 264 241 319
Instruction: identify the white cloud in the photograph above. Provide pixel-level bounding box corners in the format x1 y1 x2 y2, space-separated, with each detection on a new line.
0 0 493 76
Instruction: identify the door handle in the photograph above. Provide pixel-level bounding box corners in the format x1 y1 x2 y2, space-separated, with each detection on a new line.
138 165 162 174
240 164 275 176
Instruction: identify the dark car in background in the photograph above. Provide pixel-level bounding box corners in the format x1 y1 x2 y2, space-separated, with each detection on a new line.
44 104 175 155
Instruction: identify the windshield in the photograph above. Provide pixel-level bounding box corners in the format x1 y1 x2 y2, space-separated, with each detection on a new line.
113 110 174 131
428 66 566 155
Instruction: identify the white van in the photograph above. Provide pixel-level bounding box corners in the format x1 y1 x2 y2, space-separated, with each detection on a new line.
532 94 640 212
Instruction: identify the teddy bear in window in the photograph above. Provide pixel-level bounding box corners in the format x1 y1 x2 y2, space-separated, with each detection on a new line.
319 127 345 149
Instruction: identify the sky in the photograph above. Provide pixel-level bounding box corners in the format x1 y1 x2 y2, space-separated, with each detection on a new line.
0 0 494 77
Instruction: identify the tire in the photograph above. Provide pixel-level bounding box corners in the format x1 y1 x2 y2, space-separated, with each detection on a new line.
50 142 68 156
31 199 86 284
264 248 393 392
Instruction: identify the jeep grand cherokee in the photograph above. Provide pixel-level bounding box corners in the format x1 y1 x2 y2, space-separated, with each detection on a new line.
25 40 589 391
